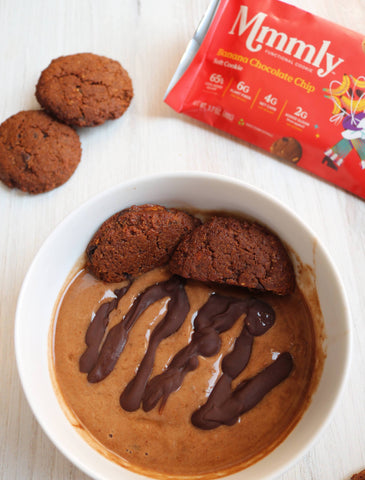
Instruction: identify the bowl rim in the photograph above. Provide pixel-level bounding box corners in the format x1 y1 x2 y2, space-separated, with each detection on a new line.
14 170 352 480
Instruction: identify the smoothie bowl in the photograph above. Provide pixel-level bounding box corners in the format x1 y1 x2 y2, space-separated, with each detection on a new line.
15 172 351 480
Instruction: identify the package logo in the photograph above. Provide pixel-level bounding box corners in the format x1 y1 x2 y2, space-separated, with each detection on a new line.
228 6 344 77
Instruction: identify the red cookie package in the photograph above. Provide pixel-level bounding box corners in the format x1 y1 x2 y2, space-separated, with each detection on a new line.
165 0 365 199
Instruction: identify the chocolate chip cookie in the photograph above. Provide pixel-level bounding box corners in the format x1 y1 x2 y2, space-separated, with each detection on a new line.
352 470 365 480
0 110 81 194
86 204 201 282
271 137 302 164
36 53 133 127
169 215 295 295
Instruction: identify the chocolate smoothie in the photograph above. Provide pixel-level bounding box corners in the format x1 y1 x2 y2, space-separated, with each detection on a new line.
51 241 324 478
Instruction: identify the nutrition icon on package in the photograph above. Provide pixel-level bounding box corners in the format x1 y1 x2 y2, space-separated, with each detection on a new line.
323 74 365 171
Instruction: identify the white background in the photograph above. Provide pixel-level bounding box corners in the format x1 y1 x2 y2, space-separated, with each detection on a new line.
0 0 365 479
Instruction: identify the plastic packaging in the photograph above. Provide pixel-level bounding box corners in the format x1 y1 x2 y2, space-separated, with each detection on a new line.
165 0 365 199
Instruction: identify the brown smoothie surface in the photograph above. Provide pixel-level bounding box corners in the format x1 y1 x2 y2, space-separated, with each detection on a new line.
52 262 323 478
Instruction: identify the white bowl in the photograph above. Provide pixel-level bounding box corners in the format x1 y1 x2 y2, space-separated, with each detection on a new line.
15 172 351 480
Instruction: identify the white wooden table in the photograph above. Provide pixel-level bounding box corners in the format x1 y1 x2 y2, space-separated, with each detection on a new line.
1 1 364 479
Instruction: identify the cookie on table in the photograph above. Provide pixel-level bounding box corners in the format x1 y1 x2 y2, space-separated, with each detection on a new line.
271 137 302 164
35 53 133 127
0 110 81 194
352 469 365 480
86 204 201 283
169 216 295 295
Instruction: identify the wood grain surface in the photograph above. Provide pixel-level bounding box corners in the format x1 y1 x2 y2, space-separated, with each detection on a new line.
0 1 364 479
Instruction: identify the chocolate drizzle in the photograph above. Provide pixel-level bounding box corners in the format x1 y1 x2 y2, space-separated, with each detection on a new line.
79 285 130 374
79 275 294 429
82 276 187 383
142 295 269 413
190 300 293 430
120 278 189 411
191 348 293 430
